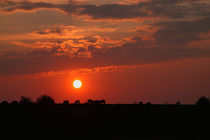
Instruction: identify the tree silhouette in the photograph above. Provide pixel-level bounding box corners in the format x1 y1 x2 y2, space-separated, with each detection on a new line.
196 96 210 105
20 96 33 104
1 101 8 104
63 100 69 105
139 101 143 105
11 101 19 104
87 99 105 104
97 100 105 104
176 101 181 105
74 100 80 104
36 95 55 105
87 99 93 104
146 102 151 106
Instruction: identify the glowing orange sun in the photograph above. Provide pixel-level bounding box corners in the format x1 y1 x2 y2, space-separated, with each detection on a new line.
73 80 82 89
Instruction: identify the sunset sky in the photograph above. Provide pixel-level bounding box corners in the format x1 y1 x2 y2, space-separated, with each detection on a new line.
0 0 210 104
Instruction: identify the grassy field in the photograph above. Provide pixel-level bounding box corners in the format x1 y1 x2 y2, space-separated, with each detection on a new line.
1 104 210 139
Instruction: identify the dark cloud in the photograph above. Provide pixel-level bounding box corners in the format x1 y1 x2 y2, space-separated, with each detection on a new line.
1 35 210 75
1 0 210 75
1 0 55 11
1 0 210 19
154 17 210 45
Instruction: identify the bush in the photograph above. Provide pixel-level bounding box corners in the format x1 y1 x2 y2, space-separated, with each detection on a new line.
62 100 69 105
196 96 209 105
146 102 151 106
1 101 8 104
139 101 143 105
20 96 33 104
36 95 55 105
74 100 80 104
11 101 19 105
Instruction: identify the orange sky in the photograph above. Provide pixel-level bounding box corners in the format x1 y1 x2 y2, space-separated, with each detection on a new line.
0 0 210 104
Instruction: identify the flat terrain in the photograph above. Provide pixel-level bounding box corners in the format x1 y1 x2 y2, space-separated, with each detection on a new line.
1 104 210 140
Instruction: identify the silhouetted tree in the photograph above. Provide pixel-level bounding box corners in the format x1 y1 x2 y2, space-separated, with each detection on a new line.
87 99 105 104
74 100 80 104
19 96 33 104
146 102 151 106
176 101 181 105
96 100 105 104
11 101 19 104
63 100 69 105
36 95 55 105
1 101 8 104
196 96 210 105
94 100 105 104
87 99 93 104
139 101 143 105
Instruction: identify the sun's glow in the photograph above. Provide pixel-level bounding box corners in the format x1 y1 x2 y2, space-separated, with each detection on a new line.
73 80 82 89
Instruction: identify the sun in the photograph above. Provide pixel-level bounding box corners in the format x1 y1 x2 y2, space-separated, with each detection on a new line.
73 80 82 89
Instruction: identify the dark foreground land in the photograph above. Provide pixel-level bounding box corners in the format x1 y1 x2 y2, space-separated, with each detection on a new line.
1 104 210 140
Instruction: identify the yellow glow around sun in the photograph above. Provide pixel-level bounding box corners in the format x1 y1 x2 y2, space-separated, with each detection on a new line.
73 80 82 89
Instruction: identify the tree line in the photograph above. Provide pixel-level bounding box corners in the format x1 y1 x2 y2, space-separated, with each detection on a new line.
0 95 106 105
0 95 210 105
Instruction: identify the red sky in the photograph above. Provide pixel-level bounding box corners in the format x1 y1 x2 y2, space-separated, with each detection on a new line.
0 0 210 104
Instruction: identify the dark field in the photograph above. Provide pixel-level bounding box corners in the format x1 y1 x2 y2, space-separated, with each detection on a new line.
1 104 210 140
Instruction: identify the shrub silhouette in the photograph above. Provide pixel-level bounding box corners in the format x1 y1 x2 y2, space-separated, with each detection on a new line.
36 95 55 104
63 100 69 105
196 96 210 105
176 101 181 105
87 99 93 104
74 100 80 104
1 101 8 104
95 100 105 104
139 101 143 105
146 102 151 106
11 101 19 104
87 99 105 104
20 96 33 104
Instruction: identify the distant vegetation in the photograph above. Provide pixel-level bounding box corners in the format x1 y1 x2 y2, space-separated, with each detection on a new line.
196 96 210 105
0 95 106 105
0 95 210 105
36 95 55 104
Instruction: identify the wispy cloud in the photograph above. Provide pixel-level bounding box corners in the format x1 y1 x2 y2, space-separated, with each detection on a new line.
0 64 147 80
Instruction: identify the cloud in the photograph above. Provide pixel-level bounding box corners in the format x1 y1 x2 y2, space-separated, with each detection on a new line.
154 17 210 46
1 0 210 76
31 25 84 39
0 64 145 80
1 0 210 20
1 0 55 12
1 34 210 75
31 25 116 38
